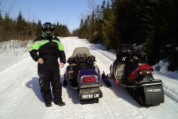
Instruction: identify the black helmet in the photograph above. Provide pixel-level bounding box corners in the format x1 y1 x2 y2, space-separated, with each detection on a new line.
42 22 55 37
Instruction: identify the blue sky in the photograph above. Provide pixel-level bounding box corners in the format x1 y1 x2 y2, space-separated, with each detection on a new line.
1 0 104 32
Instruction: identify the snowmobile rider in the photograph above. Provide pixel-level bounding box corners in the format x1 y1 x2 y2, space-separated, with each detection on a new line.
29 22 66 107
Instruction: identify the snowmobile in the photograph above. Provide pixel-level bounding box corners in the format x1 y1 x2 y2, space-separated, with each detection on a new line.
63 47 102 104
102 50 164 106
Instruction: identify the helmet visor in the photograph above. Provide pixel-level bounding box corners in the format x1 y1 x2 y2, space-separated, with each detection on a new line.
43 28 53 32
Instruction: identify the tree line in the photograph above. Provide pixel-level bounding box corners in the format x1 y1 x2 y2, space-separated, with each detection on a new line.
0 11 70 41
0 0 177 71
73 0 178 71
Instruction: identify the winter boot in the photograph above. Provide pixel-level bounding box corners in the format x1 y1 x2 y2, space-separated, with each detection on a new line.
45 101 52 107
54 100 65 106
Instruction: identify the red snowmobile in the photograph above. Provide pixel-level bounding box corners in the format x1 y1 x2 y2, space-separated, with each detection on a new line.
63 47 102 104
102 50 164 106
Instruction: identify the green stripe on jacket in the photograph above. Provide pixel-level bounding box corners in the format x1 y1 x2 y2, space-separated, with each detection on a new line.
28 39 64 51
53 40 64 51
28 40 49 51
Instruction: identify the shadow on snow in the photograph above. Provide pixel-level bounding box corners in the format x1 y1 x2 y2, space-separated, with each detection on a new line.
61 76 80 104
99 75 141 108
25 77 43 102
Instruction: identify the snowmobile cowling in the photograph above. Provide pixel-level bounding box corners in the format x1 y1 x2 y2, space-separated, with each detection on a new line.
128 64 153 81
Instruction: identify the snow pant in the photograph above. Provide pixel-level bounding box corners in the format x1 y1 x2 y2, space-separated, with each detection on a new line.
38 62 62 103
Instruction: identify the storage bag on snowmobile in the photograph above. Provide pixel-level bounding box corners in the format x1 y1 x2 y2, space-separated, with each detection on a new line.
76 53 88 63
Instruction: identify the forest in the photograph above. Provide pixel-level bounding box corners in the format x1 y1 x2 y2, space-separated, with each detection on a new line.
73 0 178 71
0 12 70 41
0 0 177 70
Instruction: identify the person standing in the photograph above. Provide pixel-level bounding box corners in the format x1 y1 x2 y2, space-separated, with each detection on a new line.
29 22 66 107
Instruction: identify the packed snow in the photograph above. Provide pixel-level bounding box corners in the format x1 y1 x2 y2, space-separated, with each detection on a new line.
0 37 178 119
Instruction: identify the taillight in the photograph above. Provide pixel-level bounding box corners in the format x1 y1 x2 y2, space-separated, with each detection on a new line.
83 77 96 83
139 70 153 75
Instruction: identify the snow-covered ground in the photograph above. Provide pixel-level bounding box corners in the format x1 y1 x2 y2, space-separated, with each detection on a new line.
0 37 178 119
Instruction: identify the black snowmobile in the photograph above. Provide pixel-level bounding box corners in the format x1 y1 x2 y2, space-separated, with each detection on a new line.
63 47 102 104
102 50 164 106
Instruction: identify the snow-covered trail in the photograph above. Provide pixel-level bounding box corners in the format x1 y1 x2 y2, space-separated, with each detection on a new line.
0 37 178 119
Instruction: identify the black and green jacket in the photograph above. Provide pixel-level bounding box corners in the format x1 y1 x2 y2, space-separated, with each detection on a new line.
29 36 66 64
